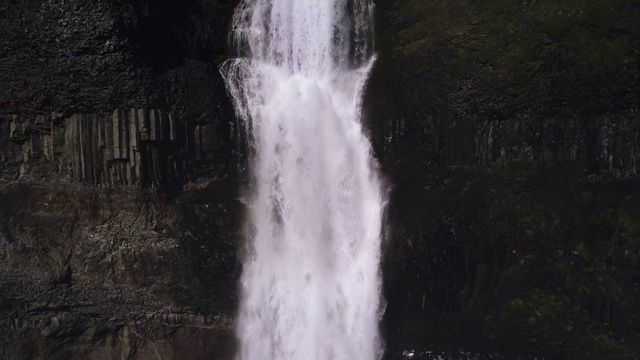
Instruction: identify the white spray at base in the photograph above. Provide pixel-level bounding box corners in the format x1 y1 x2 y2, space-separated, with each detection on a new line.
221 1 384 359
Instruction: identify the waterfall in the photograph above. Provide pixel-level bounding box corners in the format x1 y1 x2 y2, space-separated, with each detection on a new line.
220 1 384 359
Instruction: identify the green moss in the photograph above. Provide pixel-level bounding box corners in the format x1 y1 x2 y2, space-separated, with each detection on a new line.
385 0 637 89
485 287 630 358
462 157 639 356
486 288 572 352
576 325 630 359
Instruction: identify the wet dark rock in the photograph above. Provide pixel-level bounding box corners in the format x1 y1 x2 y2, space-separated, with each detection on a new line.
1 108 236 186
371 1 639 358
0 0 236 115
368 0 639 177
0 179 242 359
1 0 243 358
1 0 639 359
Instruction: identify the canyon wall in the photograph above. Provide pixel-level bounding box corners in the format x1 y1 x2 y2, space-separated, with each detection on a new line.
371 0 639 358
1 1 243 359
1 0 638 359
1 109 233 185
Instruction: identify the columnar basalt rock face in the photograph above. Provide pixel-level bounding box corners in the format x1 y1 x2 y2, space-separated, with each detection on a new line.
1 0 639 359
372 0 640 358
369 0 639 178
1 109 232 185
1 0 243 359
1 0 240 187
367 71 639 178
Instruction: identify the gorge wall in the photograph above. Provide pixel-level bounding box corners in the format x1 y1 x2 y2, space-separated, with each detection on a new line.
1 0 639 359
1 1 244 359
370 0 639 358
1 109 230 185
1 0 241 186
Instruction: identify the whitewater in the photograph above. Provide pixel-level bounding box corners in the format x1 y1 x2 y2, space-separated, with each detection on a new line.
221 1 385 359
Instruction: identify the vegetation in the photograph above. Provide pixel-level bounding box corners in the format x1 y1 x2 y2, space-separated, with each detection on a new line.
384 157 639 358
386 0 638 91
481 158 639 358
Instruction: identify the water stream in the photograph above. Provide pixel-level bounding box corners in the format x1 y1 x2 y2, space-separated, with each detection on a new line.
221 1 384 359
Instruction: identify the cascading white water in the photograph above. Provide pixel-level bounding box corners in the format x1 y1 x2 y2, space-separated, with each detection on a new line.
221 1 384 359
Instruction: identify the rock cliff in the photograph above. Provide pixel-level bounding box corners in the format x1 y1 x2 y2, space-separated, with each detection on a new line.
1 0 244 359
371 0 639 358
1 0 639 359
1 109 233 185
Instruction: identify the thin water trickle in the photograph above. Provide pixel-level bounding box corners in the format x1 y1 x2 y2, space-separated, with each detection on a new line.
221 1 384 359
